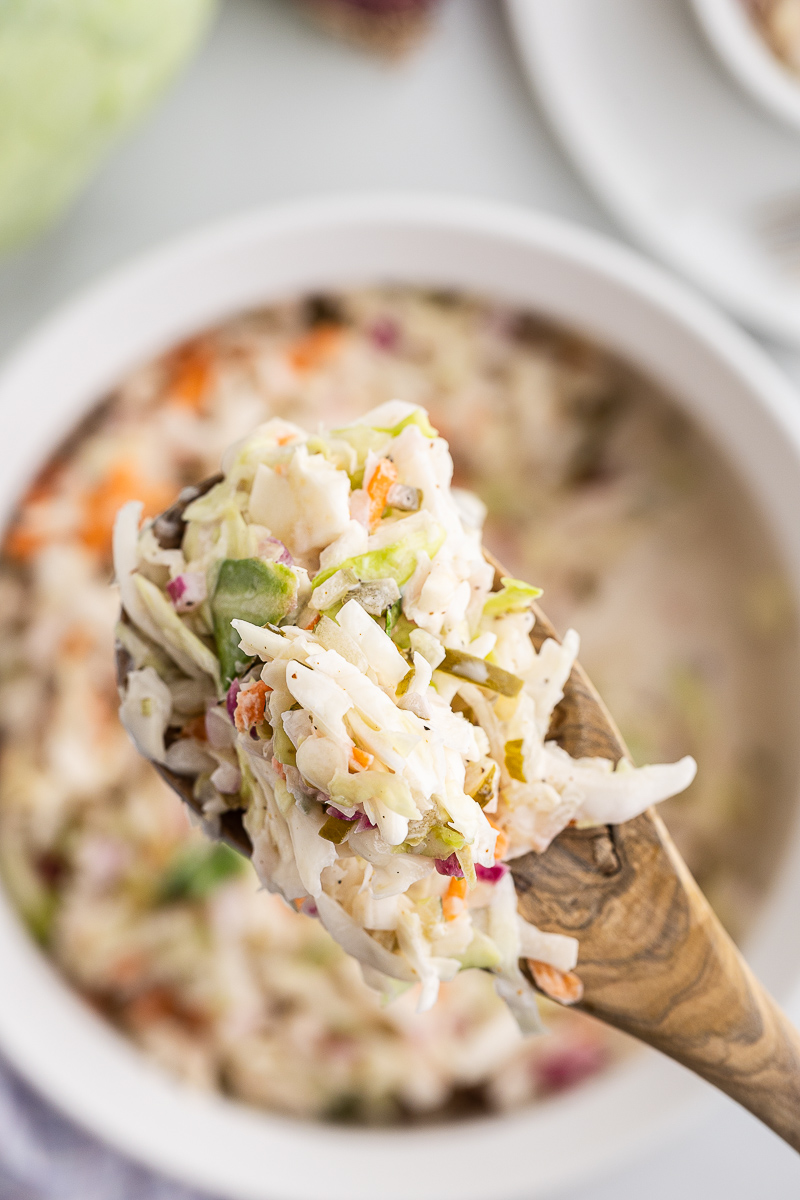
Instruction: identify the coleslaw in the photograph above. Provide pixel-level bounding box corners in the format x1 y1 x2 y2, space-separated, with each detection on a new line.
116 399 696 1023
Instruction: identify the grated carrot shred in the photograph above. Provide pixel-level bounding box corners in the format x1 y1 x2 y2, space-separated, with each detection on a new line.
528 960 584 1006
166 343 213 414
366 457 398 530
350 747 373 772
3 468 64 561
442 875 468 921
287 324 343 373
78 459 173 556
5 527 46 562
234 681 269 733
59 624 95 659
487 816 509 861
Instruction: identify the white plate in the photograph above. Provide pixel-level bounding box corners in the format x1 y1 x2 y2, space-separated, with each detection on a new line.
3 196 800 1198
506 0 800 345
691 0 800 133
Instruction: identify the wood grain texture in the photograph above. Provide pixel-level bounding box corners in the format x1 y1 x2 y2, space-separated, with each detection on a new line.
118 508 800 1150
512 600 800 1152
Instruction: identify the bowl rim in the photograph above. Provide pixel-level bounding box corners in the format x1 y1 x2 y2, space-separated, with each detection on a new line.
691 0 800 132
2 193 800 1199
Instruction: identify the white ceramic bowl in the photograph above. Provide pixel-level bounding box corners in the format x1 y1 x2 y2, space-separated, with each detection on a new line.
2 196 800 1199
691 0 800 132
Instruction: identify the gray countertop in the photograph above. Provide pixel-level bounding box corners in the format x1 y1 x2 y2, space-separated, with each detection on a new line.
0 1 798 1195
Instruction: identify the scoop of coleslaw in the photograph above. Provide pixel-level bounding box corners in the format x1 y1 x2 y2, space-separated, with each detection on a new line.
114 400 696 1026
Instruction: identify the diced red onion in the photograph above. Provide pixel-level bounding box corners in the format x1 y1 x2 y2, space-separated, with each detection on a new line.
369 315 400 350
435 853 464 877
262 536 293 566
326 806 358 822
538 1041 607 1094
475 862 508 883
166 576 186 602
300 899 319 918
357 813 376 832
166 571 206 613
226 679 241 721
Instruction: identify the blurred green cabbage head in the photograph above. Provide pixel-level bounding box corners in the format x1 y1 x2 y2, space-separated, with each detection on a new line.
0 0 216 251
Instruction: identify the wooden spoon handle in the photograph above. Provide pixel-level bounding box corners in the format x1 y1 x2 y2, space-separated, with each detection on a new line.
511 597 800 1150
517 811 800 1150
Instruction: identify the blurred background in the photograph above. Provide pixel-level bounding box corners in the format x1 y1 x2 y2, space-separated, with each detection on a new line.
2 1 800 1197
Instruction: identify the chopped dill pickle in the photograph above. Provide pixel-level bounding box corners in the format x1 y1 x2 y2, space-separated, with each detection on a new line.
272 723 297 767
385 601 416 650
504 738 527 783
467 761 498 807
451 694 477 724
416 824 466 858
384 598 401 638
439 648 523 698
395 667 414 697
319 816 354 844
396 810 437 850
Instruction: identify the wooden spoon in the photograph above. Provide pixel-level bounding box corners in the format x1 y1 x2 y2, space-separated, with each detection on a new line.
118 484 800 1151
512 590 800 1153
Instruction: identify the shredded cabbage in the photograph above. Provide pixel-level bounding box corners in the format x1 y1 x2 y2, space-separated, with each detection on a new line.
118 666 172 764
119 401 698 1026
484 576 543 617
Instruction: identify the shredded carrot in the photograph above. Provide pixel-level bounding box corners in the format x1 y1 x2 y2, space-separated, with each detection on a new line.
447 876 468 900
127 986 207 1033
59 624 95 659
493 828 509 860
4 526 46 562
287 323 343 373
110 952 147 988
79 459 173 556
442 875 468 921
165 343 213 414
234 681 269 733
292 898 305 911
487 816 509 861
304 612 322 632
3 467 64 561
366 457 398 529
350 747 373 772
528 960 584 1006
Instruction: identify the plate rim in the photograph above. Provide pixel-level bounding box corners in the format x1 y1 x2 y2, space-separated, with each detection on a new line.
504 0 800 345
